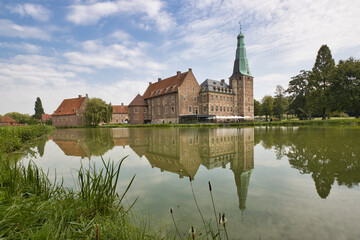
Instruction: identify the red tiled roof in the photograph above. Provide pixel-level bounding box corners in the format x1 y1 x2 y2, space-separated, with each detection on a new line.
143 71 189 99
52 97 86 116
0 117 17 123
112 105 128 114
42 114 52 121
128 94 147 107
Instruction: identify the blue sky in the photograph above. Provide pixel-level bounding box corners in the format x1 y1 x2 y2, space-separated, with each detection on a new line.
1 0 360 115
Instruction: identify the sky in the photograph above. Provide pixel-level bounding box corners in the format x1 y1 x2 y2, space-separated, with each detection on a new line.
1 0 360 115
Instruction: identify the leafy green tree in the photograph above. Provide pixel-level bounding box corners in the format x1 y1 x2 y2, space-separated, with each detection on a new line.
84 98 113 126
34 97 45 120
260 95 274 121
286 70 312 120
273 85 288 120
330 57 360 118
254 99 261 116
309 45 335 120
5 112 32 124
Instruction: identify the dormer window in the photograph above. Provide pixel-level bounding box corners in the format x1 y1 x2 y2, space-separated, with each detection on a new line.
170 87 173 91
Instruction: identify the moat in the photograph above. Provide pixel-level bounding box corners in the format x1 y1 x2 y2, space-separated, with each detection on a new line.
21 127 360 239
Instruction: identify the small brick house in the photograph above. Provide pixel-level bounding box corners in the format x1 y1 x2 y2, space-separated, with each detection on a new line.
52 94 89 127
41 114 52 122
128 94 148 125
0 117 17 125
111 103 128 124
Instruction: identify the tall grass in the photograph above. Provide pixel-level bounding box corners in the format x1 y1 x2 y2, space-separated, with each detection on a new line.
0 155 156 239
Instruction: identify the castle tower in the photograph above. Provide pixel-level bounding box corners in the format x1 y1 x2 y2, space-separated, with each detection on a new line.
229 28 254 118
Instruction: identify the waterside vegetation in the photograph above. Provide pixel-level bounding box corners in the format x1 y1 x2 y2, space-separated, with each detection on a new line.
0 126 158 239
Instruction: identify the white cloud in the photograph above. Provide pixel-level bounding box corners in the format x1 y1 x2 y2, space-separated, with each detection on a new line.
64 40 166 71
8 3 51 22
0 19 51 40
0 42 41 53
67 0 175 32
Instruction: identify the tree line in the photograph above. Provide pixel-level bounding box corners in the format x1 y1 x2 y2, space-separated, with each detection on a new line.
255 45 360 120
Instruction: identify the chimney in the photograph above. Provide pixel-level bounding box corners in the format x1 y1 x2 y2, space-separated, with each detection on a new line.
177 71 181 77
188 68 192 72
78 95 82 98
221 79 225 83
85 93 88 98
149 82 152 85
121 103 124 106
158 78 161 82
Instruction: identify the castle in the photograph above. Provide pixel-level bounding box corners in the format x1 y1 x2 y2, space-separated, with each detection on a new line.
128 30 254 124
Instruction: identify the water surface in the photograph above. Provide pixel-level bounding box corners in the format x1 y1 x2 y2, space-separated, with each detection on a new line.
22 127 360 239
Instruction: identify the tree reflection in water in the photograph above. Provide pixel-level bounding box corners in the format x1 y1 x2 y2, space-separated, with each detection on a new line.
255 127 360 198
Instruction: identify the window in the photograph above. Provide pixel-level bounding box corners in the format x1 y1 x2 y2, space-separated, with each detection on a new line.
144 108 147 113
194 97 197 101
220 96 222 101
248 107 251 112
158 99 160 105
134 108 138 113
203 106 207 112
135 116 138 119
171 96 175 102
192 87 195 91
220 106 222 112
202 95 206 102
144 116 147 119
227 97 229 101
189 106 192 112
216 95 218 101
216 106 218 111
171 106 175 113
230 97 233 102
158 108 161 115
211 95 214 100
211 105 214 111
195 107 198 114
165 107 168 114
184 95 187 101
248 98 250 102
227 107 229 112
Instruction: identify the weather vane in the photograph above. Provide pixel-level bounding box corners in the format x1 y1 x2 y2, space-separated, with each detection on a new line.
239 21 242 33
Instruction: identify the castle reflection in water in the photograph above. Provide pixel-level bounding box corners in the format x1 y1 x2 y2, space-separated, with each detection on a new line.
52 128 255 212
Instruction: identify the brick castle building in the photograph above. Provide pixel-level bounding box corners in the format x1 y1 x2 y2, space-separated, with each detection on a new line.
128 31 253 124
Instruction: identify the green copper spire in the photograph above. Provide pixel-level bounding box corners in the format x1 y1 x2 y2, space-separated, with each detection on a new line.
232 29 252 77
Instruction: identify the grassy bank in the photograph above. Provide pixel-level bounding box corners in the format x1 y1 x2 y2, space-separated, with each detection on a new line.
96 118 360 129
0 125 54 154
0 125 160 239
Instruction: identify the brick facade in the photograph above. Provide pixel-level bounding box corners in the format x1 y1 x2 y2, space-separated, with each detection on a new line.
128 32 254 124
52 94 88 127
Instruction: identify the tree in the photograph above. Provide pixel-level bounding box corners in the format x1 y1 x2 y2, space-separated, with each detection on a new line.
309 45 335 120
330 57 360 118
84 98 113 126
254 99 261 117
260 95 274 121
273 85 288 120
286 70 312 120
34 97 45 120
5 112 33 124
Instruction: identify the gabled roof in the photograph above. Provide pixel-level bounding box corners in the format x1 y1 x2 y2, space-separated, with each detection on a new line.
52 97 86 116
128 94 147 107
143 71 189 99
42 114 52 121
0 116 17 123
112 105 128 114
